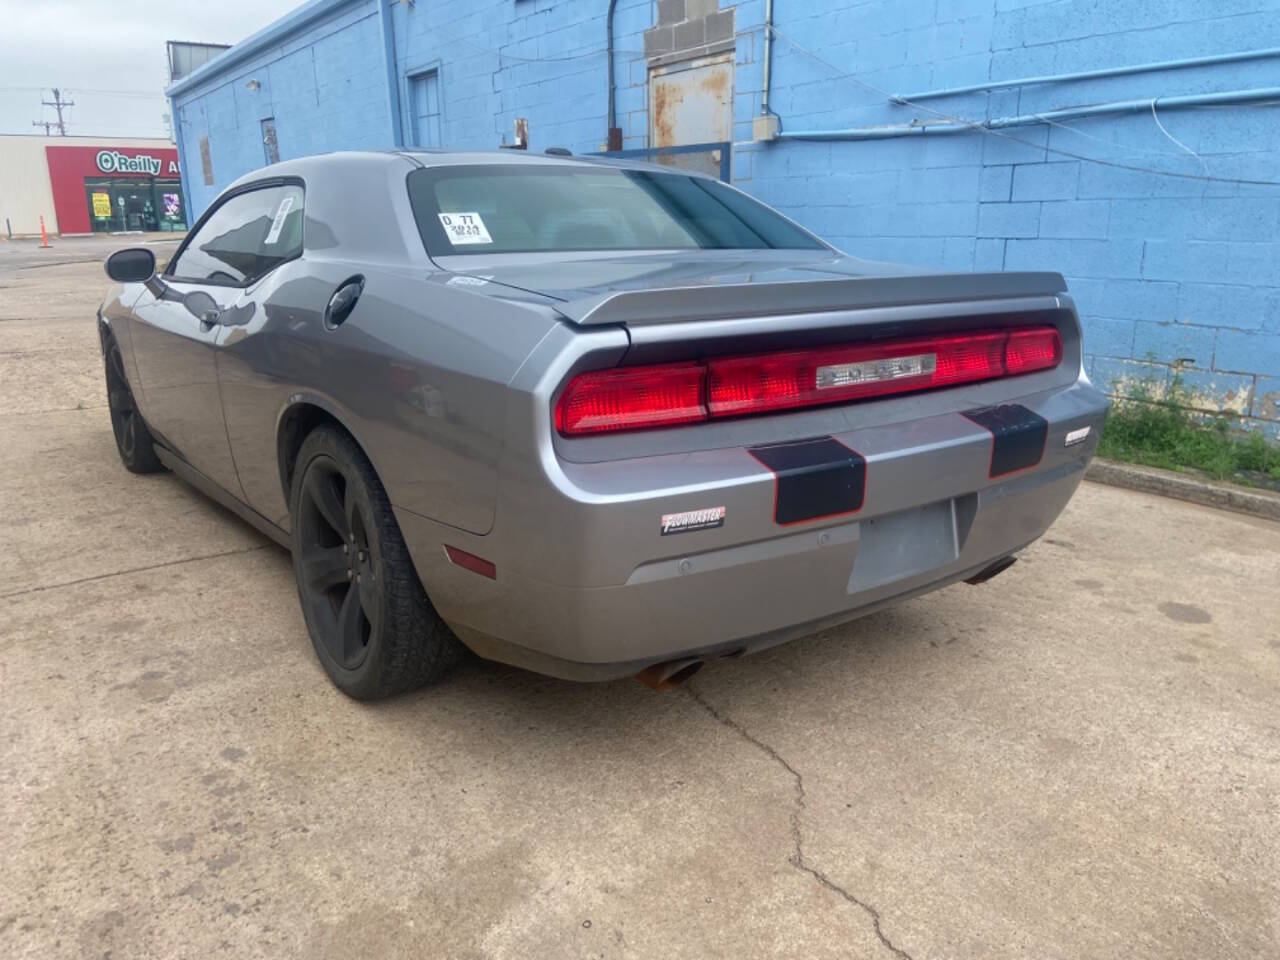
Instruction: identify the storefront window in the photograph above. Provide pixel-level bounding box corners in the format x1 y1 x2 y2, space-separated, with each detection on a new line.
84 177 187 233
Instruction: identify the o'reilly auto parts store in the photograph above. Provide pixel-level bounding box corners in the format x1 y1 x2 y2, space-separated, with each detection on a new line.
0 135 187 237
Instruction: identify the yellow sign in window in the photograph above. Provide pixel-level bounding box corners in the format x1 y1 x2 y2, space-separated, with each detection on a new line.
92 192 111 219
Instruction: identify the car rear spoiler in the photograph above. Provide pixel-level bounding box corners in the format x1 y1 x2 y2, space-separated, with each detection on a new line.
553 271 1067 326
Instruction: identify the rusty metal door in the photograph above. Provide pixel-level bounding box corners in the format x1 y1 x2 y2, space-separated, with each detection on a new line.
649 54 733 178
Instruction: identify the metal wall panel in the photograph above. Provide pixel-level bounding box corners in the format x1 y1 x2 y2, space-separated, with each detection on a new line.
649 54 733 178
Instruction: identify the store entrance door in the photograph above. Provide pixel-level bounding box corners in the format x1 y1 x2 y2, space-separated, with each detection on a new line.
85 180 151 232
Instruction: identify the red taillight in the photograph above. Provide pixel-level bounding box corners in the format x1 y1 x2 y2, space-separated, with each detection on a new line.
555 362 706 435
708 331 1008 417
555 325 1062 436
1004 326 1062 375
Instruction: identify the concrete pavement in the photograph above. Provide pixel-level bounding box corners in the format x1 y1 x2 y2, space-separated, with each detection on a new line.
2 237 1279 959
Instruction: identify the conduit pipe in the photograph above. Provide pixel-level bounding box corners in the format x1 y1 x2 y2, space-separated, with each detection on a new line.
606 0 622 150
777 86 1280 142
892 46 1280 103
761 0 775 116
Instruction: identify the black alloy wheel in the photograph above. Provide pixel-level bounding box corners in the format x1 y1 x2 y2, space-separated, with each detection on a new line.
104 336 163 473
295 456 377 671
289 426 460 699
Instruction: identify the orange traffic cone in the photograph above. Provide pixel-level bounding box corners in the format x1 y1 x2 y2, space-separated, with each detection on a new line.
39 215 50 248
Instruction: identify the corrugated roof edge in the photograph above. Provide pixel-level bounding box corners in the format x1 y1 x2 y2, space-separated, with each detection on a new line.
165 0 359 98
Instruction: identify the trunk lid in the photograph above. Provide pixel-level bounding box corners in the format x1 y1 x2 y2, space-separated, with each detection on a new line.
476 252 1081 462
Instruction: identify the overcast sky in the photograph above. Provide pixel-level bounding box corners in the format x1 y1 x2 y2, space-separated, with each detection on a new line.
0 0 300 139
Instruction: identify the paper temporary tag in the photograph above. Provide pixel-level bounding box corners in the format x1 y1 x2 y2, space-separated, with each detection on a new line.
264 195 295 245
437 212 493 245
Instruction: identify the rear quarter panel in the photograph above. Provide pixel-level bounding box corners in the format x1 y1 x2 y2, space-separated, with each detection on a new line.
217 261 558 534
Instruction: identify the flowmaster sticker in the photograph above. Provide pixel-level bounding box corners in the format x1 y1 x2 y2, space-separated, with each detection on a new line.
1065 426 1092 446
437 212 493 245
264 195 295 245
661 506 726 535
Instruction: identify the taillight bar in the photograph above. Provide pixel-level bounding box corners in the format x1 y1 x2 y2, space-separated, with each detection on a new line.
556 325 1062 436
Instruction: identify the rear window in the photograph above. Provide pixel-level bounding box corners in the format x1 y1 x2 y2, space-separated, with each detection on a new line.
406 163 825 256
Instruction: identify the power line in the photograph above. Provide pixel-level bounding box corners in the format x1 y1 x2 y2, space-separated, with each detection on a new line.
1150 99 1209 177
2 85 165 99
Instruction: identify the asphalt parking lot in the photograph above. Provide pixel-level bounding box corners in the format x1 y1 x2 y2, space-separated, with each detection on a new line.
2 235 1279 960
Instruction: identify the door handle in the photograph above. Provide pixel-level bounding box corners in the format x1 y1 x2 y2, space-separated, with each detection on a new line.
183 289 222 329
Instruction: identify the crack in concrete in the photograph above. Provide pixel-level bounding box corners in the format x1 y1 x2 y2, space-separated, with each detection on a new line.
0 544 274 601
19 257 106 270
9 404 109 415
687 685 916 960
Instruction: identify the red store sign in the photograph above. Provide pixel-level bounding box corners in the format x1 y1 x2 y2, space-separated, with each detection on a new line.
46 145 182 235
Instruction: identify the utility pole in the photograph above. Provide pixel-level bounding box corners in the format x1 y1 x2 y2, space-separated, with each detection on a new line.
31 88 74 136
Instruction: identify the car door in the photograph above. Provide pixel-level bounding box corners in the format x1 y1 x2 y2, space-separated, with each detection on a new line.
129 182 304 497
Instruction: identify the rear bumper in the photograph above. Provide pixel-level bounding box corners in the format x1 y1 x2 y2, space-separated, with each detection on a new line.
397 377 1109 681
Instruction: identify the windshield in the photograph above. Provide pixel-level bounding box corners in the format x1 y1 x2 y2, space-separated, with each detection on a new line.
406 163 825 256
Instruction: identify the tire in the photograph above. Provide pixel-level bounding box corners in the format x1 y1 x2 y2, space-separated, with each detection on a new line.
104 335 164 474
289 425 461 699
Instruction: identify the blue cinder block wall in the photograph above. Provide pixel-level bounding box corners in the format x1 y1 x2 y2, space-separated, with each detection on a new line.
169 0 1280 434
169 0 654 214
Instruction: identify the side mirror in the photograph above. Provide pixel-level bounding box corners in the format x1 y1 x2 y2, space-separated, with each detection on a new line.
105 248 156 283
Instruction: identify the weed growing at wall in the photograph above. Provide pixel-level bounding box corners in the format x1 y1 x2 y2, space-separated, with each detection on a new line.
1099 374 1280 489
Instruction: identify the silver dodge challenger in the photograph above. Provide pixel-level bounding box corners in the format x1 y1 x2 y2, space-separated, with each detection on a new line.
98 150 1109 699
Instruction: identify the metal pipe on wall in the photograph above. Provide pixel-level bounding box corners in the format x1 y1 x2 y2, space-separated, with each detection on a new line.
606 0 622 150
778 85 1280 142
378 0 404 148
893 46 1280 103
761 0 775 116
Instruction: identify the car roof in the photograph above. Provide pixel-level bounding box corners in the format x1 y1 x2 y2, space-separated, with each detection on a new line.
216 148 737 268
227 147 713 191
398 148 691 175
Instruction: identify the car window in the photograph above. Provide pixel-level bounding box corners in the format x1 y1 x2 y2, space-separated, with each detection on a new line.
168 183 304 285
406 165 825 256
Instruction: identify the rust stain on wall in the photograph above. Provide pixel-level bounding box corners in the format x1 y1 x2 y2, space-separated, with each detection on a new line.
698 69 729 97
1256 387 1279 421
652 81 685 147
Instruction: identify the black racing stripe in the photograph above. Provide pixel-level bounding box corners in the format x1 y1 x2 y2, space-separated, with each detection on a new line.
963 404 1048 478
748 436 866 525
